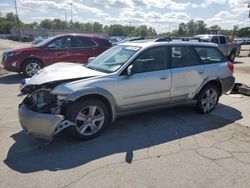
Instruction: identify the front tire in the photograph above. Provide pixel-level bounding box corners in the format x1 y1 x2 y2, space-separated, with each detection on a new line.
197 85 219 114
22 60 43 77
66 98 109 140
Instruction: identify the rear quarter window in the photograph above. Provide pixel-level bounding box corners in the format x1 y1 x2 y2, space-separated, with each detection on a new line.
194 47 226 64
95 38 112 46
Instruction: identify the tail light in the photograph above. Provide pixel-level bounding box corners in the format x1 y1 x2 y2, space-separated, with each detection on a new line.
227 61 234 72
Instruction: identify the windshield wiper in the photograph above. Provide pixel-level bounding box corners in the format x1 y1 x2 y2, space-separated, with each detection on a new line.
86 66 96 70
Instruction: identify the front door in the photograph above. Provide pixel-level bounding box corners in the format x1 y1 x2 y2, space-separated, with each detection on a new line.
45 36 74 65
116 46 172 112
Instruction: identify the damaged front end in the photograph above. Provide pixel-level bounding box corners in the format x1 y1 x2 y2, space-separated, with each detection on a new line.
18 87 74 140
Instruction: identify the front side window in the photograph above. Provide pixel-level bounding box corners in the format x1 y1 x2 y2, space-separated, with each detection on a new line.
171 46 200 68
132 47 169 74
73 37 96 47
87 45 140 73
48 37 72 48
194 47 226 63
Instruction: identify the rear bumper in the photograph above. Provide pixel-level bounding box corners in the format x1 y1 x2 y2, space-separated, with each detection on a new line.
221 76 235 94
18 104 64 140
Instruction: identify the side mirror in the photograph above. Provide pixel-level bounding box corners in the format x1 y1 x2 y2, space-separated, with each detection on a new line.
88 57 96 63
127 65 134 76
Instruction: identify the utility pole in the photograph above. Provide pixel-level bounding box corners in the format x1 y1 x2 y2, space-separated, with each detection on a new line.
69 3 73 31
248 3 250 18
65 10 67 30
14 0 21 41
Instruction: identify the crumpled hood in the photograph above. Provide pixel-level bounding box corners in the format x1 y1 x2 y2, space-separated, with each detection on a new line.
25 62 105 85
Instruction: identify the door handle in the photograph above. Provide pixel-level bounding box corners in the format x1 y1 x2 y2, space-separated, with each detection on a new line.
160 76 168 80
198 70 205 74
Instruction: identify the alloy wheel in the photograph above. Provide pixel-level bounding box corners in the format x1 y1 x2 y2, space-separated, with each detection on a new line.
201 88 218 113
75 105 105 136
25 62 41 77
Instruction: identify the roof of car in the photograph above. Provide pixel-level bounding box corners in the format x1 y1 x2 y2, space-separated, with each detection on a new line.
194 34 225 37
54 33 104 39
121 39 218 48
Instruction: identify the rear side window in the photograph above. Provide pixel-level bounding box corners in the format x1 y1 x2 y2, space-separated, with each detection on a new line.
194 47 226 63
73 37 96 47
96 38 112 46
171 46 200 68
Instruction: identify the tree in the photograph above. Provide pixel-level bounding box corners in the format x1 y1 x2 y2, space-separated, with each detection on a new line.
238 27 250 37
6 12 16 22
109 24 125 36
196 20 208 34
92 22 103 33
40 19 54 29
137 25 148 36
209 25 221 31
178 23 187 36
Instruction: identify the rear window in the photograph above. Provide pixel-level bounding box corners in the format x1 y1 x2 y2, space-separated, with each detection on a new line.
194 47 226 63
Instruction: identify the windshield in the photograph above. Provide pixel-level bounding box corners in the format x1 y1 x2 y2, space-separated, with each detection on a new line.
35 36 56 47
87 45 141 73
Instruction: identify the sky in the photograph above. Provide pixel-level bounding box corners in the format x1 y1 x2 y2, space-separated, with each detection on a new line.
0 0 250 33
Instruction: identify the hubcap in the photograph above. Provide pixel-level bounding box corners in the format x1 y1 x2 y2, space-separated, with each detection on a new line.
75 105 105 136
202 88 218 113
25 62 41 77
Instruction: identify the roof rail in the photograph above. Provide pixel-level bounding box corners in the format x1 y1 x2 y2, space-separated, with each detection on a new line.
154 37 172 42
154 37 203 42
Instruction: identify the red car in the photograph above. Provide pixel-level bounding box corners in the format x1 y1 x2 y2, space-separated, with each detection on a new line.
2 34 111 77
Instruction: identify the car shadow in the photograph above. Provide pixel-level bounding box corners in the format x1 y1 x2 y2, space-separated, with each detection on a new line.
233 61 243 64
0 73 25 84
4 103 243 173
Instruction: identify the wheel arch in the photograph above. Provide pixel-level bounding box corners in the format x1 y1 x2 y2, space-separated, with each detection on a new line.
194 79 222 100
66 88 118 122
21 57 44 72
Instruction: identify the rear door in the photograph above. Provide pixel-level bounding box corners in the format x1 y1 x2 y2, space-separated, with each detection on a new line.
170 45 207 102
194 46 230 79
71 36 100 64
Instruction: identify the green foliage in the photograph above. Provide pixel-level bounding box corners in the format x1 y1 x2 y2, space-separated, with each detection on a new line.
0 11 249 38
238 27 250 37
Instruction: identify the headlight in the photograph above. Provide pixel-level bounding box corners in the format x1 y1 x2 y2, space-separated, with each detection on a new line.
6 51 22 57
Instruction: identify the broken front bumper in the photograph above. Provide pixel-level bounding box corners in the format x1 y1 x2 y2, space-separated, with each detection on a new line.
18 104 64 140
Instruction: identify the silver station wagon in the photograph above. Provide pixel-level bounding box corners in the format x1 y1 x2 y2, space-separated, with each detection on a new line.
19 38 235 140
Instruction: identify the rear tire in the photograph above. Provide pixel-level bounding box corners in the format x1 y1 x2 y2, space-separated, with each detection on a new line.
22 59 43 77
66 98 109 140
197 85 219 114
